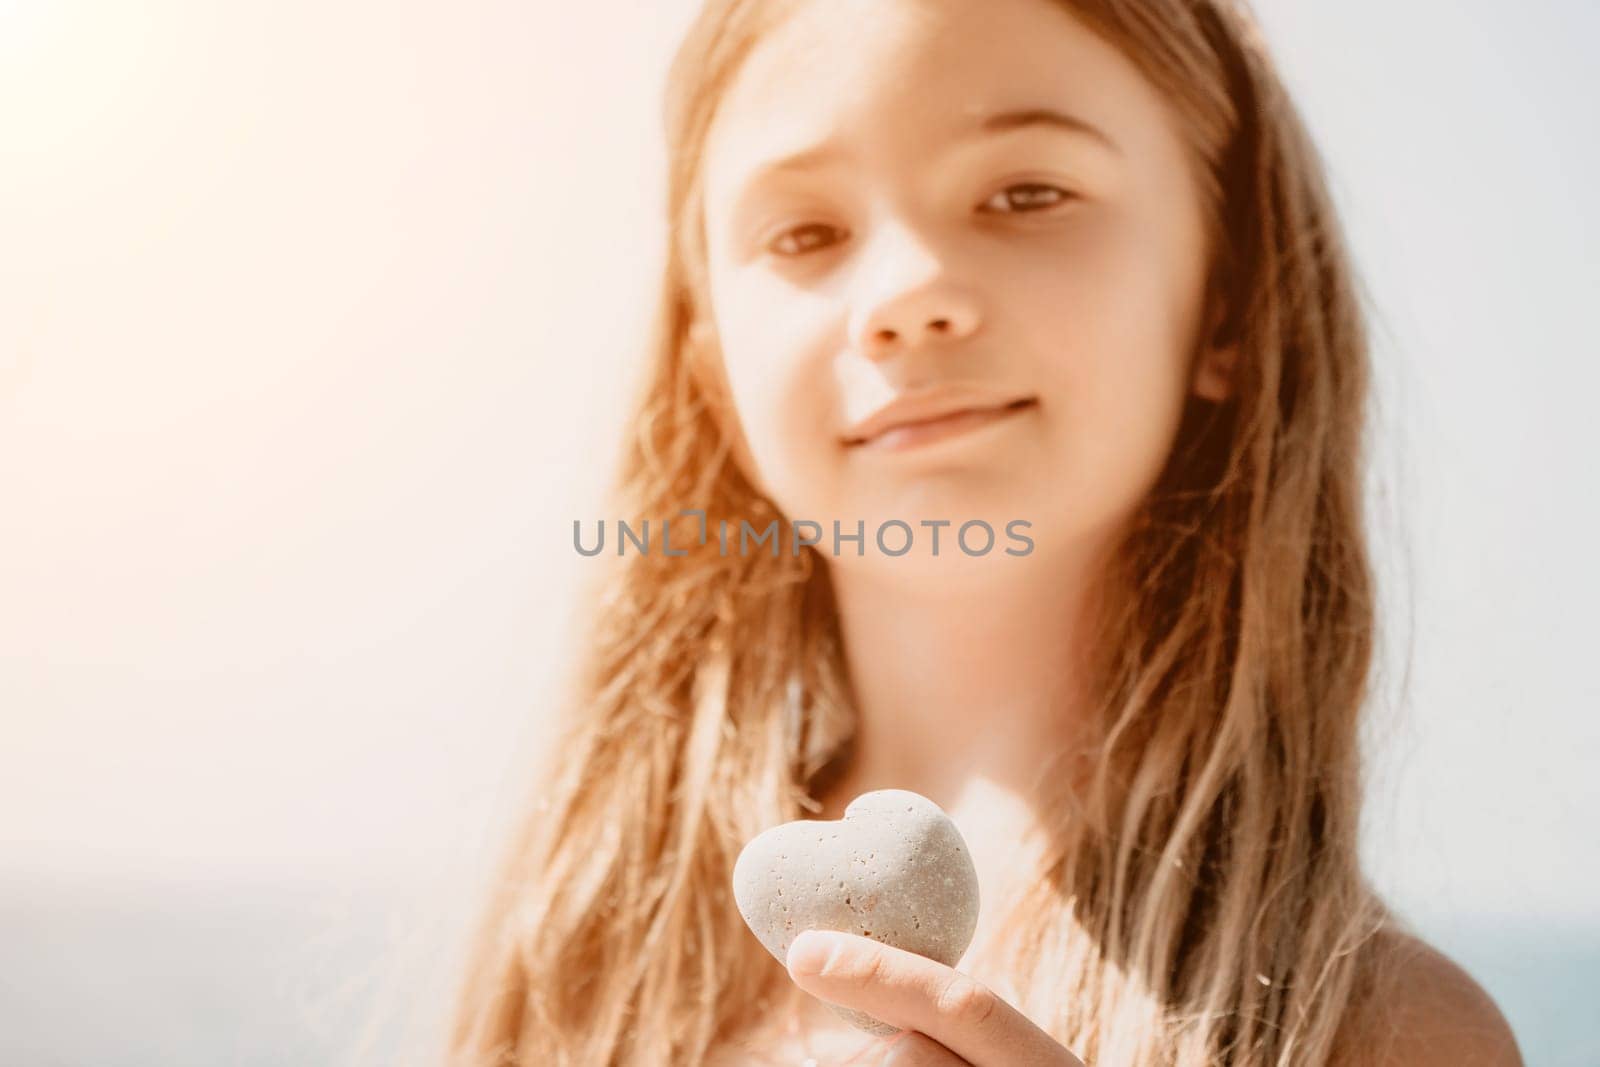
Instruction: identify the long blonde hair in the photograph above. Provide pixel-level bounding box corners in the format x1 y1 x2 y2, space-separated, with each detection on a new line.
448 0 1411 1062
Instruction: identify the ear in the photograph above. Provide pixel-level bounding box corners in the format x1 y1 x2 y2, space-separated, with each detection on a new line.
681 315 742 454
686 318 765 489
687 317 735 416
1190 291 1240 404
1191 339 1238 403
688 316 718 348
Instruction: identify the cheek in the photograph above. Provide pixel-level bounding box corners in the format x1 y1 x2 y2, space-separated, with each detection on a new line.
1020 216 1192 389
716 318 842 514
1017 209 1202 503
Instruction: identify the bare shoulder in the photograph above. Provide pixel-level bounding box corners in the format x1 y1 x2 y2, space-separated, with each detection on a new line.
1335 930 1525 1066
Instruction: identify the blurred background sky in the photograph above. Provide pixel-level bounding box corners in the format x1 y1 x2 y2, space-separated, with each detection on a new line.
2 1 1596 1064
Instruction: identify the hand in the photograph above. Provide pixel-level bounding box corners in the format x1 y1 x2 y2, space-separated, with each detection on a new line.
786 929 1088 1066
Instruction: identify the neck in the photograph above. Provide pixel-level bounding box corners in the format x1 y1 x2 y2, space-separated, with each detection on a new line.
817 544 1105 816
809 541 1113 957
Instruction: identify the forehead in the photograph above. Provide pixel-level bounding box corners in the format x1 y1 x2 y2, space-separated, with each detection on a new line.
702 0 1162 202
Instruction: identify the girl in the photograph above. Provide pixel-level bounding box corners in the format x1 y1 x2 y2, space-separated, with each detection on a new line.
448 1 1523 1064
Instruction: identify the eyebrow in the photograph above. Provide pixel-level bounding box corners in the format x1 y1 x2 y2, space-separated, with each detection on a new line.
970 106 1120 153
731 106 1120 205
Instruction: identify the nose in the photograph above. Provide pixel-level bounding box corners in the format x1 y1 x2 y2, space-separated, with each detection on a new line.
851 233 982 361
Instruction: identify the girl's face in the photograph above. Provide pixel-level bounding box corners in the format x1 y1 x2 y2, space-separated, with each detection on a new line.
698 0 1232 573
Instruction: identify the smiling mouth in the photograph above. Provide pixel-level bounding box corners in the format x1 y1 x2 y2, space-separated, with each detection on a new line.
847 396 1038 451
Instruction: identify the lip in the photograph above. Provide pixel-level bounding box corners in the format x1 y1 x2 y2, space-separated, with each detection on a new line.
841 385 1038 448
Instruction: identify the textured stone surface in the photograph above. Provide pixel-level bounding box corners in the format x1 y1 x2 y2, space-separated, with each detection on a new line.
731 788 981 1036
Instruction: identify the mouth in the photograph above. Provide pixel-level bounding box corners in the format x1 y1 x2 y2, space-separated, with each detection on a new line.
845 396 1038 451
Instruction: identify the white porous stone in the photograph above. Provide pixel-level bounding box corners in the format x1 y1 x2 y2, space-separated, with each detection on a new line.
731 788 981 1036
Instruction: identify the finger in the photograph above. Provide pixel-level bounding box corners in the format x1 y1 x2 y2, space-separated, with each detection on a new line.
786 930 1084 1067
880 1030 970 1066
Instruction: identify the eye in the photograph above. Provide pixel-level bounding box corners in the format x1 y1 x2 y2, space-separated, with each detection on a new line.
979 181 1078 215
765 222 844 258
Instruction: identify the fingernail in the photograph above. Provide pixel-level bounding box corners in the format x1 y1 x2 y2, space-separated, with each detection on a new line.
787 930 835 976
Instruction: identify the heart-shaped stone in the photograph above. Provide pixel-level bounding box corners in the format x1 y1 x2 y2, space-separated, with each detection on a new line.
731 788 981 1035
